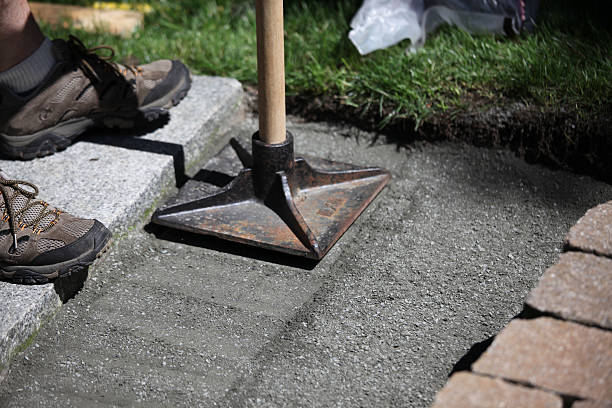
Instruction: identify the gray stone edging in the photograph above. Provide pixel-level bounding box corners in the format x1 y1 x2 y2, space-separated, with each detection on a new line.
0 75 244 372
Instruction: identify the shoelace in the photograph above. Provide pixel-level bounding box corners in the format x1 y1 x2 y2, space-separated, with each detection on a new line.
65 35 143 84
0 177 60 253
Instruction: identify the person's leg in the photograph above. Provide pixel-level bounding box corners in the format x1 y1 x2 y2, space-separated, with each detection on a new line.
0 1 191 159
0 3 112 284
0 0 57 94
0 0 44 71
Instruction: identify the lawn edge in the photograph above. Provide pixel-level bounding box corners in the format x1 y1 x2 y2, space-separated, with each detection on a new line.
280 91 612 184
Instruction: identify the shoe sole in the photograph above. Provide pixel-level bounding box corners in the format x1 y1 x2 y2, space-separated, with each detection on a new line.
0 221 112 284
0 64 192 160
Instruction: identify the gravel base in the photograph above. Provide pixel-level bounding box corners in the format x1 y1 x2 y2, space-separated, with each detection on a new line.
0 116 609 407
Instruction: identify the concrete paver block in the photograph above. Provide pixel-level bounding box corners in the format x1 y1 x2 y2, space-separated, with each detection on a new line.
0 76 243 371
473 317 612 402
526 252 612 329
566 202 612 258
431 372 562 408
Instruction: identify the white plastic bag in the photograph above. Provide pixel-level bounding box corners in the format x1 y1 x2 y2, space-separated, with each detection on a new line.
348 0 424 55
349 0 538 54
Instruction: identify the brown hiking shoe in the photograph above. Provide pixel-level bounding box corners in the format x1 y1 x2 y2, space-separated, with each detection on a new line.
0 171 111 284
0 36 191 159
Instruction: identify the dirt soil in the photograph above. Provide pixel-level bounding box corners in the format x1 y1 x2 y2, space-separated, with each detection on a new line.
273 90 612 184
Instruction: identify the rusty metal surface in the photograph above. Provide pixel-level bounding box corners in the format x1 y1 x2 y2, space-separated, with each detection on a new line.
153 135 390 259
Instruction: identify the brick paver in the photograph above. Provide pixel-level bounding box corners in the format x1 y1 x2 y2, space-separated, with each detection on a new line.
565 202 612 258
526 252 612 329
473 317 612 402
431 372 562 408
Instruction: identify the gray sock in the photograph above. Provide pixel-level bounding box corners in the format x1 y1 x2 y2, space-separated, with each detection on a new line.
0 38 56 94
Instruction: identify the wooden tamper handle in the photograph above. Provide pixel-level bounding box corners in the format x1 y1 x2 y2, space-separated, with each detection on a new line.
255 0 286 144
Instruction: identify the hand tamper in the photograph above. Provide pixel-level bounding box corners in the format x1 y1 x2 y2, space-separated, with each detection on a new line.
152 0 390 260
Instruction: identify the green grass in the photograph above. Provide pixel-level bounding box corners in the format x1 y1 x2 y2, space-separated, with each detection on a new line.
40 0 611 126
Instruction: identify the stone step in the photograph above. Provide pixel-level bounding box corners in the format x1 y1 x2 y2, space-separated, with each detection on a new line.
0 75 244 371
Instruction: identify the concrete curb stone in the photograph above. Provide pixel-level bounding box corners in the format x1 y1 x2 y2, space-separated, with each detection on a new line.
0 285 61 371
0 75 244 372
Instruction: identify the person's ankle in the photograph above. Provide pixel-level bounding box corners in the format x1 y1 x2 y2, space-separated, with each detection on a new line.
0 7 46 71
0 37 56 95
